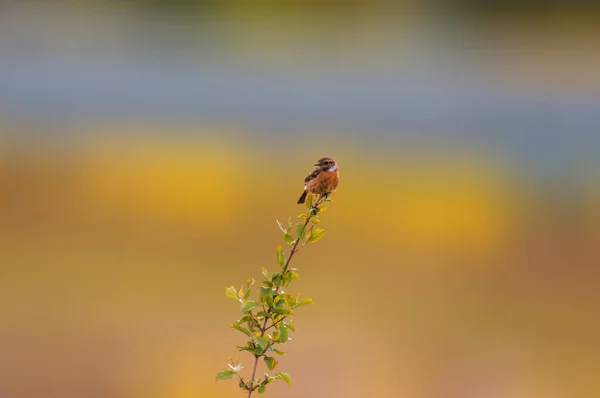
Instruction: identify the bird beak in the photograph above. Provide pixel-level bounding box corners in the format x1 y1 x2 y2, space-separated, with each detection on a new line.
314 163 319 166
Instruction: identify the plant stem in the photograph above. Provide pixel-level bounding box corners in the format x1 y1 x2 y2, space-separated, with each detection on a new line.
246 194 324 397
282 194 324 275
247 317 269 397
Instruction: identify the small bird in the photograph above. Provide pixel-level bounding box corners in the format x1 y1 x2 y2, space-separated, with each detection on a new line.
297 157 339 204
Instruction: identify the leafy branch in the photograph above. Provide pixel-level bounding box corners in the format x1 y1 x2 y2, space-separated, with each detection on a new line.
216 193 331 396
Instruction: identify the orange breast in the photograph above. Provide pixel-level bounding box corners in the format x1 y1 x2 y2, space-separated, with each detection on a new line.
307 170 339 194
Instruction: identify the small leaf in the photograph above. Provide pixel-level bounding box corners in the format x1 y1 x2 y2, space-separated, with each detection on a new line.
263 356 278 370
262 268 269 280
283 234 295 244
271 272 282 287
258 385 266 394
274 294 285 306
283 271 293 287
226 286 239 300
307 228 325 243
284 294 296 307
273 308 293 316
257 311 271 319
278 324 289 342
297 213 307 219
262 280 273 288
276 220 286 234
270 347 285 356
241 300 260 313
310 218 320 224
296 223 306 239
215 369 235 381
243 278 255 299
256 337 268 350
260 286 273 301
306 193 313 209
231 324 253 338
276 246 286 267
286 320 296 332
275 372 292 386
292 298 315 309
237 345 253 353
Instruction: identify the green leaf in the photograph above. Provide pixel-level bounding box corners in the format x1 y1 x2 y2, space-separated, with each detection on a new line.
271 273 282 287
273 308 293 316
215 369 235 381
296 223 306 239
307 228 325 243
286 320 295 332
283 233 295 244
260 286 273 301
241 300 260 313
305 193 313 209
292 297 315 309
225 286 239 300
263 356 278 370
270 347 285 356
262 268 269 280
297 213 307 219
237 345 253 353
275 372 292 386
274 294 285 305
278 324 289 342
256 337 269 350
276 220 286 234
276 246 286 267
310 217 320 224
258 385 266 394
243 278 255 300
231 324 253 338
283 271 293 287
257 311 270 319
283 294 296 308
261 280 273 288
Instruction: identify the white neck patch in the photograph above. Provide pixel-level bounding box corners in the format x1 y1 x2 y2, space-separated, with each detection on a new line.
327 165 337 172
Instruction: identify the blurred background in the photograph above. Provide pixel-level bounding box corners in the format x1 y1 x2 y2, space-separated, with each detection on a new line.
1 1 599 397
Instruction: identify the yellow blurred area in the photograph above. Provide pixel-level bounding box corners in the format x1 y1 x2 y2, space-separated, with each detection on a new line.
51 135 516 254
79 136 241 225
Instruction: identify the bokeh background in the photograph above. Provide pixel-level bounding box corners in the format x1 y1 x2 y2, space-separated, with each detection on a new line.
1 1 599 397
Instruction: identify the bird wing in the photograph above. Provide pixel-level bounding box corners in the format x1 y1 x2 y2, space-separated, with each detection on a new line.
304 168 320 183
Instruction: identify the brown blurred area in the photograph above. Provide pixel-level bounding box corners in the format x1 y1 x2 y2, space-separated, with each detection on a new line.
1 1 600 398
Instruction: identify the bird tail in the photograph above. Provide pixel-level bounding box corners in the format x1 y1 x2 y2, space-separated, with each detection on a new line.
297 190 308 204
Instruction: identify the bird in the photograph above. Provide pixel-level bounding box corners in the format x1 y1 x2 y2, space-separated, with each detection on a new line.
297 157 339 204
